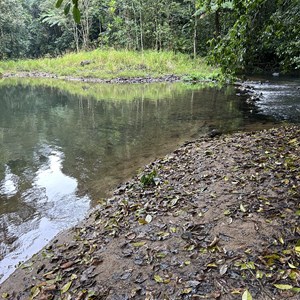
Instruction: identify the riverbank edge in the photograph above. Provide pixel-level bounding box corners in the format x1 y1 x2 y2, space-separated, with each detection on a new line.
0 125 299 299
1 71 218 85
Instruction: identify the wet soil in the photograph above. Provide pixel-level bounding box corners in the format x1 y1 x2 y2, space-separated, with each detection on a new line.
2 72 182 84
0 125 299 299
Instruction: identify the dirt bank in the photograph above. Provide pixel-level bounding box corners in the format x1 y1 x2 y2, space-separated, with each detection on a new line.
2 72 182 84
0 126 299 299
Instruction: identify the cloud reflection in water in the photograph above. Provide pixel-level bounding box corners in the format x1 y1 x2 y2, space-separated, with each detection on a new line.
0 146 90 283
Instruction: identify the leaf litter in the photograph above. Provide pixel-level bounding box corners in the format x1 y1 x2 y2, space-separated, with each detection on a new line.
0 125 299 299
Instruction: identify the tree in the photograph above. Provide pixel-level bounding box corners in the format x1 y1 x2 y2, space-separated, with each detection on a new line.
0 0 31 59
202 0 300 74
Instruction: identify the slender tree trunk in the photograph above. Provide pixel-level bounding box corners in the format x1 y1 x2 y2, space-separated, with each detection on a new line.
155 17 158 51
215 9 221 37
193 15 197 59
139 3 144 53
131 2 139 50
73 24 79 52
81 0 90 49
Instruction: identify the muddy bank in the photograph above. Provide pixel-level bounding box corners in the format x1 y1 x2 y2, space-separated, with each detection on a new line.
0 126 299 299
2 72 182 84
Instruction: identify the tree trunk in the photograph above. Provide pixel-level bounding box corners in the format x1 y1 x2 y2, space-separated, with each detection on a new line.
73 24 80 52
215 9 221 37
139 3 144 53
193 15 197 59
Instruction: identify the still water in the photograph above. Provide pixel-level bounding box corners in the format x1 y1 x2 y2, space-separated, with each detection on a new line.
0 78 298 282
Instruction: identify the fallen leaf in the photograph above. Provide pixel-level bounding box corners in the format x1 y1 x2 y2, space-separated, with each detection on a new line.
145 215 152 223
273 284 293 290
288 262 297 269
30 286 41 299
209 236 219 247
21 262 33 269
131 241 146 247
240 203 247 213
256 270 264 279
181 288 192 294
138 218 147 225
154 274 164 283
61 280 73 294
242 289 252 300
125 232 136 240
220 264 228 275
61 261 74 269
288 138 298 144
1 293 9 299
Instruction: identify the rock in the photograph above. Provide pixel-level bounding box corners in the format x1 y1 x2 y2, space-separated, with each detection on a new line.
272 72 279 76
80 60 93 66
208 129 221 138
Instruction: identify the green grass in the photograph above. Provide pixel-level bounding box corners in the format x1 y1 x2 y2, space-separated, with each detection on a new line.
0 49 221 80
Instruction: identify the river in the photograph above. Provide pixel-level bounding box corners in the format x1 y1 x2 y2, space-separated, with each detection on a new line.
0 77 299 282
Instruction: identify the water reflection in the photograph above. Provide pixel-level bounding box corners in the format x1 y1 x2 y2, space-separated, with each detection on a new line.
0 79 270 282
0 144 90 282
0 166 18 197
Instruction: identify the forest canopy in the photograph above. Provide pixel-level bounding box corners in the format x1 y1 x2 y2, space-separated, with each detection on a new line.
0 0 299 74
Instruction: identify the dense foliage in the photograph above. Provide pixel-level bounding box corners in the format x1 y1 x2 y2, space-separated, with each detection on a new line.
0 0 299 74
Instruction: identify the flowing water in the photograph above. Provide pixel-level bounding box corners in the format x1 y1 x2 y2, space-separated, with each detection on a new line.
246 76 300 122
0 77 298 282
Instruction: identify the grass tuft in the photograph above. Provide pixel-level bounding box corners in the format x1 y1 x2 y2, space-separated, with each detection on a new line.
0 50 220 80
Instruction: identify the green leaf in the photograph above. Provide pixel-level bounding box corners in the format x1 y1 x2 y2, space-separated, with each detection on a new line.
181 288 192 294
224 209 231 215
61 280 73 294
256 270 264 279
138 218 147 225
72 6 81 24
288 138 298 144
131 241 146 247
56 0 64 8
20 262 33 269
288 262 297 269
64 2 71 15
30 286 41 298
240 203 247 212
279 236 284 244
221 2 234 10
242 289 252 300
154 274 164 283
241 261 255 270
273 284 293 290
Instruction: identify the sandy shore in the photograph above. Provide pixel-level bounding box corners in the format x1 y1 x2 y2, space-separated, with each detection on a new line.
0 125 299 299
